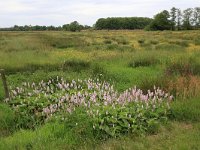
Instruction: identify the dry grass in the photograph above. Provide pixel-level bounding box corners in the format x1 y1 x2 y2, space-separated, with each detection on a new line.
167 75 200 99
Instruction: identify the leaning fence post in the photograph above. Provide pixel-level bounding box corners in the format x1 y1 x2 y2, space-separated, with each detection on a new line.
0 69 10 100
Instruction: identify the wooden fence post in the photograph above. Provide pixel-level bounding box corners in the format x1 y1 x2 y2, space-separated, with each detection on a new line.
0 69 10 100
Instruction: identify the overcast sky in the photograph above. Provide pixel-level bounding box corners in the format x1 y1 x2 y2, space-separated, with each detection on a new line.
0 0 200 27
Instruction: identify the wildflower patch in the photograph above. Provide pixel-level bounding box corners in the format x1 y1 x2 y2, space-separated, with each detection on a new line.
6 77 172 136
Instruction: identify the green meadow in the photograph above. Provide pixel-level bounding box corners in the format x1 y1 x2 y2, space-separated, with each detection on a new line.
0 30 200 149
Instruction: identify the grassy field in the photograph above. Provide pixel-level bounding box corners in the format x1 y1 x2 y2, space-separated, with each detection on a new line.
0 30 200 149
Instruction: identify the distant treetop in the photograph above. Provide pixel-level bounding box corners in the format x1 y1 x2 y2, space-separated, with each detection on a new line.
95 17 152 30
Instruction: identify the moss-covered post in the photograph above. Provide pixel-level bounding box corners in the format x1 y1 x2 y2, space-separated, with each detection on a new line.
0 69 10 100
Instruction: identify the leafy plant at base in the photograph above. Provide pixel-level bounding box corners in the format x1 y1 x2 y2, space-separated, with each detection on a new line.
5 77 172 137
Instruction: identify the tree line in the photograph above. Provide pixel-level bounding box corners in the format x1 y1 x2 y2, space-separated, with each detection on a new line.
95 17 152 30
146 7 200 31
1 7 199 31
0 21 91 32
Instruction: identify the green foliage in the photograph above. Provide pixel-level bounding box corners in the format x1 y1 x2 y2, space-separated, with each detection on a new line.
12 99 46 129
92 102 169 137
0 103 15 136
0 23 91 32
146 10 172 31
62 107 99 142
170 98 200 122
170 7 177 30
95 17 152 30
0 115 96 150
182 8 193 30
63 21 84 32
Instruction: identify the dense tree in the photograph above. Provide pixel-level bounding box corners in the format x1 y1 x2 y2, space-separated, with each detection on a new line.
170 7 177 30
95 17 152 30
193 7 200 29
182 8 193 30
146 10 171 31
176 8 182 30
0 22 90 31
63 21 85 32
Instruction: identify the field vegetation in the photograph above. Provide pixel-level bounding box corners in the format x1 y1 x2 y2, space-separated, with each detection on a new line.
0 30 200 149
